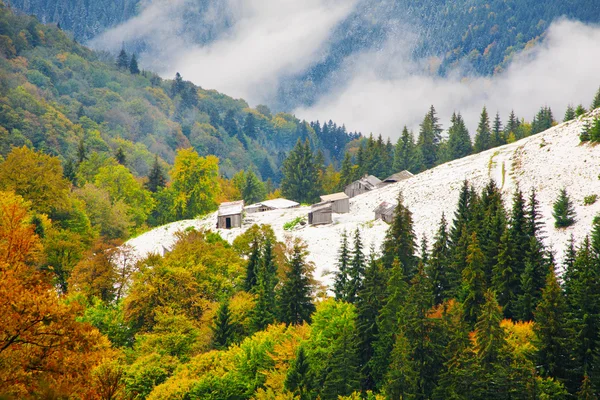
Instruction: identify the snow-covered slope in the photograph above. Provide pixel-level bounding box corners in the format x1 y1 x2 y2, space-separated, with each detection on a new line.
127 111 600 286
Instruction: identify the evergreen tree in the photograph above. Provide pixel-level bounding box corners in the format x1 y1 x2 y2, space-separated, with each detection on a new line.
449 180 475 246
241 170 266 205
339 152 355 191
491 228 518 318
580 119 591 142
474 290 505 368
347 228 365 303
129 54 140 74
146 155 167 193
446 113 472 160
428 213 451 305
591 86 600 110
212 300 235 350
77 138 87 163
252 238 279 331
491 112 504 148
285 347 313 400
355 252 387 391
381 192 417 277
245 238 261 292
416 106 442 170
63 158 77 185
278 244 315 325
370 258 408 388
280 139 322 204
505 110 519 138
590 118 600 143
578 375 594 400
564 105 576 122
334 230 350 301
321 323 361 399
244 112 257 139
462 232 486 325
115 147 126 165
223 109 239 136
534 269 575 390
531 106 555 134
576 104 587 117
473 106 492 153
527 187 545 240
383 326 413 399
116 48 129 69
171 72 184 97
394 126 419 173
553 188 576 228
476 180 506 285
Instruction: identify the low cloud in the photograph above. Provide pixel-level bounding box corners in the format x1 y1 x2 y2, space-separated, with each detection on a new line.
296 19 600 138
91 0 357 103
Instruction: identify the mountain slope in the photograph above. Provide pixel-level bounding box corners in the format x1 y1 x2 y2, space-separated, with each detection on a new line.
128 109 600 285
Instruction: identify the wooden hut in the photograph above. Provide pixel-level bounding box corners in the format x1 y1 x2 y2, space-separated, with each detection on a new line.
245 198 300 214
319 192 350 213
308 202 333 225
374 201 396 224
345 175 382 198
378 170 414 187
217 200 244 229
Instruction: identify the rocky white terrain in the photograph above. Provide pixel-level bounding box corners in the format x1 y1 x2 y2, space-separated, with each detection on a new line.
127 110 600 286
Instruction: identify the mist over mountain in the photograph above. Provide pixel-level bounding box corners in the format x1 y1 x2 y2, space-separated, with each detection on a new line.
9 0 600 136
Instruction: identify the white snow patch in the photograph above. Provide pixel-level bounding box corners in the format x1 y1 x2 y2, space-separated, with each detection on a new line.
127 111 600 286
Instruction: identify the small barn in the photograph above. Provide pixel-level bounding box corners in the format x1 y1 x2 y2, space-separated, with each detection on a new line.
308 202 333 225
217 200 244 229
345 175 382 198
374 201 396 224
378 170 414 187
245 198 300 213
319 192 350 214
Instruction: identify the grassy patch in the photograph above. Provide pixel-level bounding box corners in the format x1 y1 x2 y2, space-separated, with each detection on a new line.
284 216 306 231
584 194 598 206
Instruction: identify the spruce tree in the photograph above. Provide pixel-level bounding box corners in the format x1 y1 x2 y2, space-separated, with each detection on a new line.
77 138 87 163
492 228 518 318
383 327 413 399
474 290 505 368
146 155 167 193
553 188 576 228
241 170 265 205
576 104 587 117
580 119 591 142
534 269 575 390
491 112 504 148
446 113 472 161
394 126 418 173
476 180 507 285
244 112 257 139
527 187 545 240
333 230 350 301
591 86 600 110
462 232 486 325
245 238 261 292
416 106 442 170
63 159 77 185
252 238 278 331
339 152 355 191
278 244 315 325
347 228 365 303
212 300 235 349
115 147 126 165
116 48 129 69
280 139 322 204
578 375 594 400
428 213 451 305
321 323 361 399
505 110 519 138
223 109 239 136
355 252 387 391
171 72 184 97
129 54 140 74
381 192 417 277
473 106 492 153
285 347 313 400
564 105 576 122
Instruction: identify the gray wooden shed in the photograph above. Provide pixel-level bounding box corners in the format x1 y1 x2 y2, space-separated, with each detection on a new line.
374 201 396 224
344 175 382 198
319 192 350 213
308 202 333 225
217 200 244 229
378 170 414 187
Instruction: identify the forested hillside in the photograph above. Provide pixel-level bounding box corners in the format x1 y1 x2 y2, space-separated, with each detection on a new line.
0 2 359 182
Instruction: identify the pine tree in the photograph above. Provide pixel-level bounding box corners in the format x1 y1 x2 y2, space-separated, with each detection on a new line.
115 147 126 165
212 300 235 349
347 228 365 303
394 126 419 173
383 326 413 399
462 232 486 325
244 112 257 139
339 152 355 191
591 86 600 110
580 119 591 142
223 109 239 136
590 118 600 143
245 238 261 292
446 113 472 161
476 180 507 285
474 290 505 368
508 187 530 292
355 252 387 391
491 112 504 148
116 48 129 69
564 105 576 122
416 106 442 170
285 347 313 400
534 269 575 390
428 213 451 305
473 106 492 153
129 54 140 74
241 170 266 205
171 72 184 97
252 238 279 331
527 187 545 240
278 244 315 325
280 139 322 204
321 323 361 399
505 110 519 138
146 155 167 193
553 188 576 228
381 192 417 277
531 106 555 134
77 138 87 163
576 104 587 117
492 228 518 318
334 230 350 301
